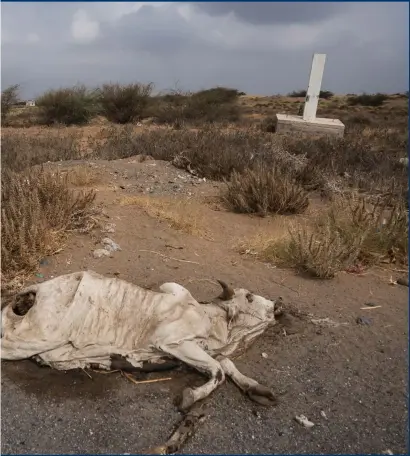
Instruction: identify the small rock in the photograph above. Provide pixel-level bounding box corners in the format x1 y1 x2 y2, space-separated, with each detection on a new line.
397 277 409 287
320 410 327 420
261 352 268 359
101 223 116 234
382 450 393 455
93 249 111 259
102 238 121 252
356 316 372 326
295 415 314 428
252 410 261 418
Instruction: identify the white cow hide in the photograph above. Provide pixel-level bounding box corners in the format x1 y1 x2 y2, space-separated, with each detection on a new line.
1 270 281 411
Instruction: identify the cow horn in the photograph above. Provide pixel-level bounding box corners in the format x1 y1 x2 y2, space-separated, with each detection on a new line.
217 280 235 301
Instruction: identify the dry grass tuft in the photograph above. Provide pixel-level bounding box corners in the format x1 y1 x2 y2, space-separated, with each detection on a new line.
66 166 101 187
1 168 98 285
1 130 82 171
223 165 309 216
239 194 408 278
119 195 208 237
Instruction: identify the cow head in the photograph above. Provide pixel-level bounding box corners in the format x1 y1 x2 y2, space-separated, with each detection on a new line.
216 280 283 327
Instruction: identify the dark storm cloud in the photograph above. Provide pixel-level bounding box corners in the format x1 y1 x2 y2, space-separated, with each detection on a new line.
1 2 408 99
191 2 345 25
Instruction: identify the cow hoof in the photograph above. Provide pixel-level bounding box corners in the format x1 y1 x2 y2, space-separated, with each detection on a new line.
178 387 196 412
247 385 277 406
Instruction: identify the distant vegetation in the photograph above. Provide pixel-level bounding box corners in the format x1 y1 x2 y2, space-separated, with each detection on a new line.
99 82 153 124
287 89 334 99
36 85 99 125
1 84 20 123
347 93 388 107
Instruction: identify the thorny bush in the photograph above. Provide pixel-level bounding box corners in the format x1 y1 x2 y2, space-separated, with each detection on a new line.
36 85 99 125
247 194 408 279
223 165 309 216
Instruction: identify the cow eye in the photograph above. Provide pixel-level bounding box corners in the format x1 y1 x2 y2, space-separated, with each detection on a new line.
246 292 254 302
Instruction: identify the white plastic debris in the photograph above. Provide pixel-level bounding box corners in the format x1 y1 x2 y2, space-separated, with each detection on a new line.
93 249 111 259
320 410 327 420
101 238 121 252
261 352 268 359
295 414 315 428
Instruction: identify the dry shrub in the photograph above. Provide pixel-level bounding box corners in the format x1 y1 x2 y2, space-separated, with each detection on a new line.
240 194 408 278
223 165 309 216
283 130 408 197
88 125 140 161
119 195 207 237
1 130 82 171
66 167 101 187
100 83 153 124
91 124 407 201
260 117 276 133
1 168 97 283
4 106 40 127
91 126 286 179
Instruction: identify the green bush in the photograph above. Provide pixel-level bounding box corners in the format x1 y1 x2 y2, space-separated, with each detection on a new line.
36 85 99 125
288 89 333 99
347 93 388 107
154 87 241 125
100 82 153 124
1 84 20 123
288 90 306 98
319 90 334 99
192 87 241 104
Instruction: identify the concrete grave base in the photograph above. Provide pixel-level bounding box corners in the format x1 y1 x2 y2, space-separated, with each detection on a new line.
275 113 345 138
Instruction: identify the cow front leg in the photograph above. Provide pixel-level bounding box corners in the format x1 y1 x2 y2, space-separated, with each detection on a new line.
217 356 277 406
158 340 225 411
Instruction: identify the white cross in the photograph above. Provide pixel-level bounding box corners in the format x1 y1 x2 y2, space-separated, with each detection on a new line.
303 53 326 122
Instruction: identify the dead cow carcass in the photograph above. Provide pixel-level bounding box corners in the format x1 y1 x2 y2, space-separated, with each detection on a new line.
1 270 282 410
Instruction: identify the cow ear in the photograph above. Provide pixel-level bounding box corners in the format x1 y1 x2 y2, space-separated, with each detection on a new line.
246 292 254 303
217 280 235 301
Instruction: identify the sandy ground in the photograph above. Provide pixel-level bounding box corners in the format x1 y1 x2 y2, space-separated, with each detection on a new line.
1 157 408 454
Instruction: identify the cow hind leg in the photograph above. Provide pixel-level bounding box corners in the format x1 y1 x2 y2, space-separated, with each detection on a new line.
218 356 277 406
158 341 225 412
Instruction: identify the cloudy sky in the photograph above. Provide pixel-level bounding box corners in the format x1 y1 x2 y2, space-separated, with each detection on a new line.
1 2 408 98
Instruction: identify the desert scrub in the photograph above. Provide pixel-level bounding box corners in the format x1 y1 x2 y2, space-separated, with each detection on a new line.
240 193 408 278
1 130 82 171
1 84 20 123
153 87 241 125
99 82 153 124
1 168 97 285
223 165 309 216
347 93 388 107
36 85 99 125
